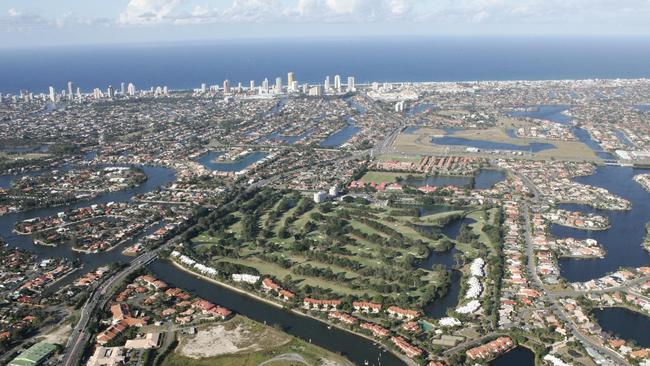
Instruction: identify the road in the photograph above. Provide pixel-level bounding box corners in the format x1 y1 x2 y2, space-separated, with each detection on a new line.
548 274 650 297
60 244 168 366
521 201 629 365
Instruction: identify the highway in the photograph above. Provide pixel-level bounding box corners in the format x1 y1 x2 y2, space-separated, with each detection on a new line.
60 245 166 366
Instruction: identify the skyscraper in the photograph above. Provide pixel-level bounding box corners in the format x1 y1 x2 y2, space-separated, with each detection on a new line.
262 78 269 94
324 76 331 92
48 86 56 102
127 83 136 96
347 76 356 92
275 77 283 94
67 82 74 100
120 82 126 95
107 85 114 98
223 80 231 94
334 75 342 92
250 80 255 90
201 83 207 93
287 72 294 90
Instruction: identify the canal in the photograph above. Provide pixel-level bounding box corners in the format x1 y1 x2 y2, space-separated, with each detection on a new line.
148 260 405 366
197 151 268 172
593 307 650 348
0 163 408 365
489 346 535 366
553 166 650 282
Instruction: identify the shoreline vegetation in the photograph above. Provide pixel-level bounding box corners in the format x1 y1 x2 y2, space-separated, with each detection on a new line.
168 259 418 366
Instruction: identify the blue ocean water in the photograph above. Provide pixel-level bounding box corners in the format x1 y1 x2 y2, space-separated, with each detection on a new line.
2 37 650 94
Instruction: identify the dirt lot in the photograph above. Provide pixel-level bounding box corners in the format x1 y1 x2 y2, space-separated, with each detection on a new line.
177 317 290 359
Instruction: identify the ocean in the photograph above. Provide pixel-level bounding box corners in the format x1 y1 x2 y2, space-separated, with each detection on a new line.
1 36 650 94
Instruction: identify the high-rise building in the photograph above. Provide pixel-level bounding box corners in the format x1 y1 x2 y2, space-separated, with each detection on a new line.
127 83 136 96
334 75 342 92
223 79 231 94
324 76 330 92
107 85 114 98
120 82 126 95
201 83 207 93
287 72 294 90
76 87 81 100
262 78 269 93
48 86 56 102
275 77 282 94
67 82 74 100
163 86 169 95
308 85 323 97
347 76 356 92
249 80 255 90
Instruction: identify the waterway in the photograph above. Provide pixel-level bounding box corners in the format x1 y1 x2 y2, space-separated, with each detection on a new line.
416 215 479 318
489 346 535 366
430 135 555 152
0 162 409 365
404 169 506 190
552 166 650 282
593 307 650 348
320 122 360 148
197 151 268 172
148 260 405 366
0 165 176 284
507 105 614 159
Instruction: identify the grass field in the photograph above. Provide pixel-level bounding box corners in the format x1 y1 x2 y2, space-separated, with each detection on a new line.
190 189 460 302
359 171 423 184
161 315 352 366
392 126 599 161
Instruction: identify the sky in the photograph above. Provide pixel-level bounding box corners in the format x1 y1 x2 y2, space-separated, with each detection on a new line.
1 0 650 48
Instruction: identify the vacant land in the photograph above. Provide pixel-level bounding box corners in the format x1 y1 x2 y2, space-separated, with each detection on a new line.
163 315 352 366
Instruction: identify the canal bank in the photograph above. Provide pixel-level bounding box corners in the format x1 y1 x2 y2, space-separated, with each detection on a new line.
148 260 409 366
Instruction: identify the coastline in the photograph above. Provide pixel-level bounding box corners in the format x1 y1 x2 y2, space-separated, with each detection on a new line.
168 259 418 366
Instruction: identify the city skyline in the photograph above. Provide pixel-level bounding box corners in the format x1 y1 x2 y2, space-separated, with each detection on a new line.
2 0 650 48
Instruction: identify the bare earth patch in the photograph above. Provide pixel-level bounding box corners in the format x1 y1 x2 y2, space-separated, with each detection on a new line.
178 321 290 359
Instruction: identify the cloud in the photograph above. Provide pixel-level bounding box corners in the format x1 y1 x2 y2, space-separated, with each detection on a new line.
119 0 184 25
3 0 650 35
288 0 414 22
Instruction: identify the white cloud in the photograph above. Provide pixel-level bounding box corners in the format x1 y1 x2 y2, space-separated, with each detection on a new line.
8 8 21 17
119 0 184 25
3 0 650 34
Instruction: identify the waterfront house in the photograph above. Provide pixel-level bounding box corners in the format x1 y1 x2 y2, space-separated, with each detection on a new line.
352 301 382 313
387 306 420 320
